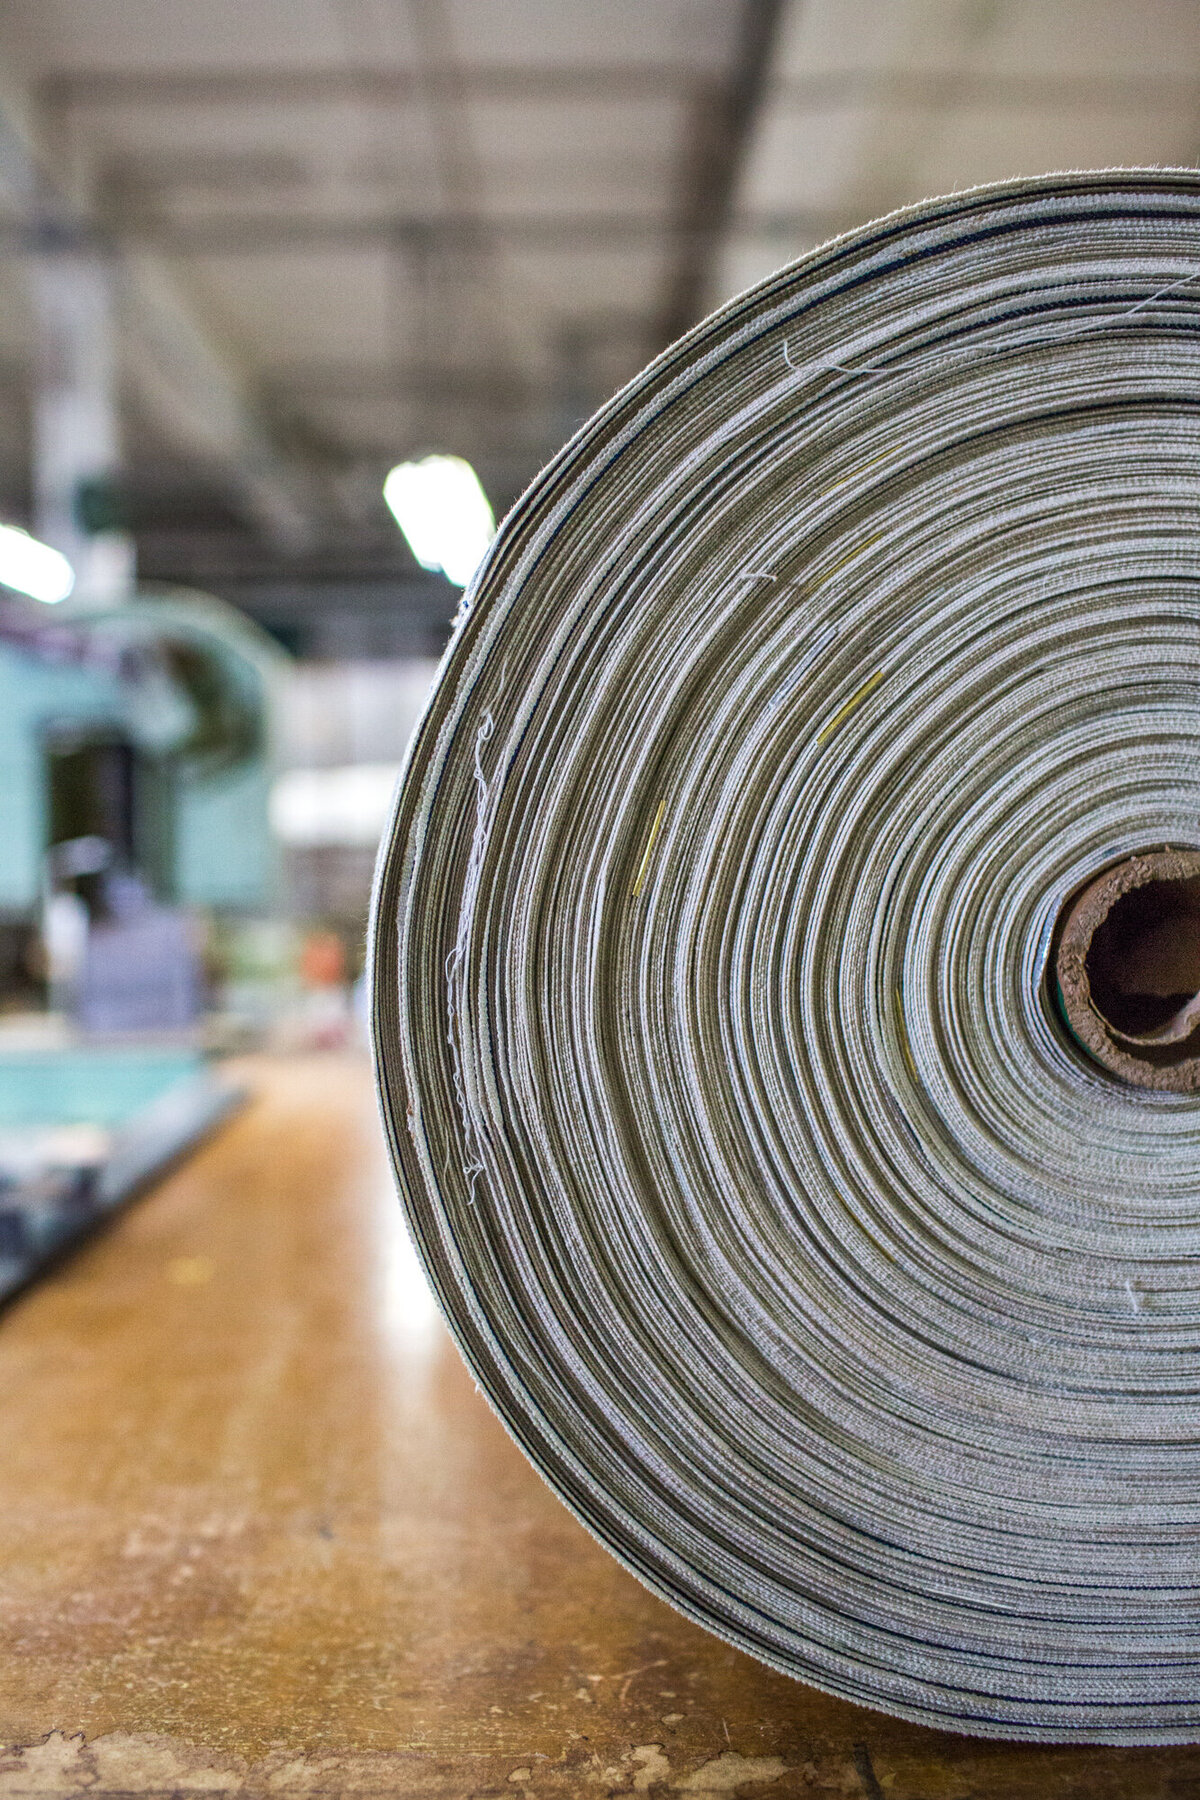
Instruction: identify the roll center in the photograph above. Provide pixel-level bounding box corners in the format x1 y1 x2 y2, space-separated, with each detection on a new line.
1053 849 1200 1090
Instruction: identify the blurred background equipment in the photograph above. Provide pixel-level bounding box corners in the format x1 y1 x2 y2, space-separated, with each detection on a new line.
0 0 1193 660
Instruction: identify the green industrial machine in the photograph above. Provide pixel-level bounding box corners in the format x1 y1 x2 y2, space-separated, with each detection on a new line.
0 587 287 919
0 588 276 1297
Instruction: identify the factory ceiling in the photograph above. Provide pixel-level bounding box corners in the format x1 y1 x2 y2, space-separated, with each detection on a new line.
0 0 1196 654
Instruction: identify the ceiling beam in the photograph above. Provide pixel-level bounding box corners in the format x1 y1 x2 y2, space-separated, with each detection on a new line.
654 0 788 345
40 62 700 110
120 251 313 549
40 62 1196 115
0 207 842 257
0 91 315 554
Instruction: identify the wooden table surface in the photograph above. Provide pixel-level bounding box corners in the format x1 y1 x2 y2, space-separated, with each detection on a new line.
1 1053 1198 1799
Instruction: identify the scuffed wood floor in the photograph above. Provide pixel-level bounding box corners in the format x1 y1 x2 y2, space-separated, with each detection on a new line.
1 1053 1198 1799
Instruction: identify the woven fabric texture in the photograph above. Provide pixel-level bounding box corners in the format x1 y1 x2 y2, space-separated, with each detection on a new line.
371 171 1200 1743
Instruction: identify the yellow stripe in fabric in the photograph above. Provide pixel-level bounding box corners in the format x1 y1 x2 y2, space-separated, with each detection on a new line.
631 799 666 898
816 670 884 746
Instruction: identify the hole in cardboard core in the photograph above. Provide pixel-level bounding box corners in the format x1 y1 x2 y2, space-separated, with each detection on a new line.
1085 876 1200 1041
1053 849 1200 1090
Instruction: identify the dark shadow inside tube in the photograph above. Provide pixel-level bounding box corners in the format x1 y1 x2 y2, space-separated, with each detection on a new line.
1084 875 1200 1049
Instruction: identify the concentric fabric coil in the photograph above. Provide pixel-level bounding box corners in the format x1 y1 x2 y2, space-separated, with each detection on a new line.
371 171 1200 1743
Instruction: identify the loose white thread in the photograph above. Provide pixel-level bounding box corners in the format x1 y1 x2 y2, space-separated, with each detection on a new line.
783 267 1200 383
444 707 498 1199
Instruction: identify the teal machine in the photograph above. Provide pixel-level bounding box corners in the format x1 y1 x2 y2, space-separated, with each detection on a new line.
0 587 285 1300
0 586 285 919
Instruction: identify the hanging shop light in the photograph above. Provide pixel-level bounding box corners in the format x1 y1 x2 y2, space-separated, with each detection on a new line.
0 524 74 605
383 454 495 589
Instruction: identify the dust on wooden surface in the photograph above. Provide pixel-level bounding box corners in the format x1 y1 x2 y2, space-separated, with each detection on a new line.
0 1057 1197 1799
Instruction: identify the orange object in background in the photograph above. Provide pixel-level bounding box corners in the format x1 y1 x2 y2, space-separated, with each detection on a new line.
299 929 346 989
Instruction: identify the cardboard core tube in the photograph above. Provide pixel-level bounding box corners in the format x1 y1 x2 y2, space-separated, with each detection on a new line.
1054 848 1200 1091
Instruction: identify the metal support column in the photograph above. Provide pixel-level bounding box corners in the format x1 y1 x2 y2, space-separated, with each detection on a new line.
31 248 135 606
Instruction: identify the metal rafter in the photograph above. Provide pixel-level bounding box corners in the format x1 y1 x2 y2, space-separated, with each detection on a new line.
0 87 316 554
0 209 839 255
655 0 787 345
39 62 701 109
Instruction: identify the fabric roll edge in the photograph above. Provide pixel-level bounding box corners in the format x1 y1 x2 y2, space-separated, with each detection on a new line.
370 167 1200 1746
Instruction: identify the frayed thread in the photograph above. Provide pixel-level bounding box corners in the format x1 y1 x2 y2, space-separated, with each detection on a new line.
783 266 1200 384
444 707 499 1202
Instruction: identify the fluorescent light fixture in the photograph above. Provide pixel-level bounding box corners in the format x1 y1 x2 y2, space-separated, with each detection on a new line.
383 454 495 588
0 523 74 604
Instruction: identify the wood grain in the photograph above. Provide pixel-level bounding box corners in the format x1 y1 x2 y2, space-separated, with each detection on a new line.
0 1053 1197 1796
